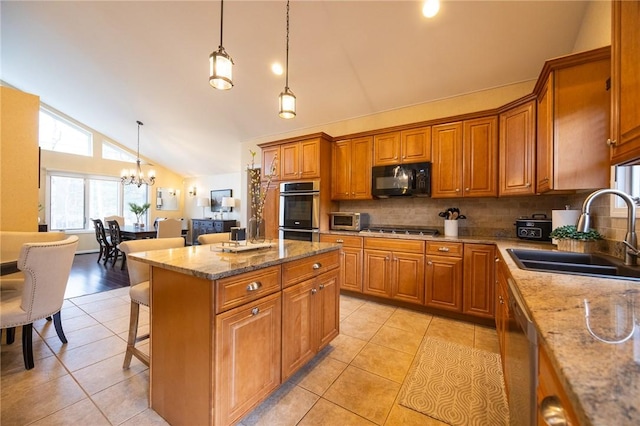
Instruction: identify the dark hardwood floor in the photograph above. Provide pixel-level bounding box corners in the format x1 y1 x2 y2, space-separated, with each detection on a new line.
65 253 130 299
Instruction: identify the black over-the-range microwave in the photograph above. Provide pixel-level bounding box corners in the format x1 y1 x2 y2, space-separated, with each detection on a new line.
371 162 431 198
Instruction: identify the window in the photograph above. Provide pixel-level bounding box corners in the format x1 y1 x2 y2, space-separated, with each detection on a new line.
612 165 640 215
48 172 148 231
39 109 92 156
102 140 137 162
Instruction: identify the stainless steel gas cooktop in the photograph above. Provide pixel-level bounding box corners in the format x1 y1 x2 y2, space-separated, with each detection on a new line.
360 226 439 236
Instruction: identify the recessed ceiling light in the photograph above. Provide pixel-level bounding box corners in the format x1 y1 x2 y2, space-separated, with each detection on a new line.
422 0 440 18
271 63 284 75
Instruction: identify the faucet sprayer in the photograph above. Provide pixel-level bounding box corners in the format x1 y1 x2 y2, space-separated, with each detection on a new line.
577 189 640 265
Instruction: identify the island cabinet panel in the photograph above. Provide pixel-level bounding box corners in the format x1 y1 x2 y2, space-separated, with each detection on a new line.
610 0 640 165
282 266 340 381
425 242 463 311
320 234 363 292
215 292 282 426
499 99 536 196
282 250 340 288
150 268 214 426
215 265 281 314
462 243 495 318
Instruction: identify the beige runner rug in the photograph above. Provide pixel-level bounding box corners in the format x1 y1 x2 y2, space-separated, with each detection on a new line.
398 337 509 426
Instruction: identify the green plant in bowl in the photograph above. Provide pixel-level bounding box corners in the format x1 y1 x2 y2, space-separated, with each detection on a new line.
549 225 603 241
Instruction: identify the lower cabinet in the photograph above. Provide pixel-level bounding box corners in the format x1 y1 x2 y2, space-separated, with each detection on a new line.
425 241 464 311
215 292 282 426
320 234 363 292
363 237 425 305
462 243 496 318
495 253 510 380
537 344 580 426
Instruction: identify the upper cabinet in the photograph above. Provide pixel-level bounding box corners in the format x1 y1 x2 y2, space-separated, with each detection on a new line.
499 99 536 196
431 116 498 198
610 0 640 165
534 47 611 193
259 133 332 182
260 145 280 182
332 136 372 200
372 127 431 166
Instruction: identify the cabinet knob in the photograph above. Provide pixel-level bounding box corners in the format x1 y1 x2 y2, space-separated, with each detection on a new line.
540 396 568 426
319 284 325 290
311 288 318 295
465 188 470 191
455 188 460 192
437 247 450 252
525 182 531 188
246 281 262 291
385 256 390 261
312 262 322 270
251 307 260 316
495 257 500 263
607 138 617 146
336 239 344 243
427 261 433 266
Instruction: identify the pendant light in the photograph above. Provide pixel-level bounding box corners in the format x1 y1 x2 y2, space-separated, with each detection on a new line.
278 0 296 119
121 121 156 188
209 0 234 90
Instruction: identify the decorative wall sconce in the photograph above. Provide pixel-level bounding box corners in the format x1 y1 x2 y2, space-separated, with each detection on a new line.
189 186 197 197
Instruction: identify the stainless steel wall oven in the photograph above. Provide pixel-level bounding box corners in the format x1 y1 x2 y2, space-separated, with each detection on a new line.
279 181 320 242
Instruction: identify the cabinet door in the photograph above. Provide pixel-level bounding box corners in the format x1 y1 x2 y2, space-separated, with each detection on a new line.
299 138 320 179
317 268 340 350
495 257 509 375
373 132 401 166
282 279 316 380
215 293 281 426
536 74 553 193
610 0 640 165
332 140 351 200
499 100 536 196
463 116 498 197
350 136 373 199
462 244 495 318
431 122 463 198
537 344 580 426
401 127 431 163
341 247 363 292
280 142 300 180
363 249 392 297
262 183 280 240
391 252 425 305
425 255 463 311
261 145 281 181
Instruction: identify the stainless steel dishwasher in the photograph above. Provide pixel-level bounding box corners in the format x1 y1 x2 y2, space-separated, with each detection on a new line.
506 277 538 426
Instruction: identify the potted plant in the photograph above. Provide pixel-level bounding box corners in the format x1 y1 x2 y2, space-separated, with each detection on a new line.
549 225 603 253
128 202 151 227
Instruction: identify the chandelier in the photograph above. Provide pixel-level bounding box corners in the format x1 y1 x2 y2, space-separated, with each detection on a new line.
209 0 234 90
278 0 296 119
121 120 155 187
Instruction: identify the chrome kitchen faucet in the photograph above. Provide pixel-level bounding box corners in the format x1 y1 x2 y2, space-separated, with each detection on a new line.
577 189 640 266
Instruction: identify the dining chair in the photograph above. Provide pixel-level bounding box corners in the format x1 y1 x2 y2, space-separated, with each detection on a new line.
91 218 115 264
104 215 124 227
106 220 126 270
118 237 185 368
156 218 182 238
0 235 79 369
197 232 230 245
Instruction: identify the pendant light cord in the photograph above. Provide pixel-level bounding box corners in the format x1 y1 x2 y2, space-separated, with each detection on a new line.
219 0 224 49
136 120 143 159
285 0 290 89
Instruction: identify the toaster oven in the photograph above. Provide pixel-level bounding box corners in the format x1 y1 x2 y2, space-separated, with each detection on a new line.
329 212 369 231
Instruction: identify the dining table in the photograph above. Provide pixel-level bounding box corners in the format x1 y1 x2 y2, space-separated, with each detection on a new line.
119 225 188 241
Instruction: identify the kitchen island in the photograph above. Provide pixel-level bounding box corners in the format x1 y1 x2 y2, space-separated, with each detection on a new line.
128 240 341 426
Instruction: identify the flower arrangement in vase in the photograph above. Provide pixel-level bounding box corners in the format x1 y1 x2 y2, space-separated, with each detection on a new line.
247 150 278 243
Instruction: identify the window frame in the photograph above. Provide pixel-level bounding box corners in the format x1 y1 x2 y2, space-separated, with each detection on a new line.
39 108 93 157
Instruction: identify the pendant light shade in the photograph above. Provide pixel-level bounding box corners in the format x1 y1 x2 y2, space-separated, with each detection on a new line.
279 0 296 119
121 121 156 188
209 0 233 90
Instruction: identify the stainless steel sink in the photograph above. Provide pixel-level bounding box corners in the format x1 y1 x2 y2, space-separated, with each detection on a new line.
507 248 640 281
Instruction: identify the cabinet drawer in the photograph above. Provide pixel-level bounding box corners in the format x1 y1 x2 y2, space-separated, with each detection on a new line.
364 237 424 254
426 241 463 257
283 250 340 288
215 265 281 313
320 234 363 248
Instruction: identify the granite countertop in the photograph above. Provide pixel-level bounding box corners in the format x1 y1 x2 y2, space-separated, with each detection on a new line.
127 239 340 281
326 230 639 425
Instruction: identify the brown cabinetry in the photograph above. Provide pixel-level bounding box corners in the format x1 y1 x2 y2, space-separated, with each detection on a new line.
280 138 323 181
215 292 282 426
261 145 281 182
363 237 425 304
499 99 536 196
372 127 431 166
610 0 640 165
462 244 495 318
320 234 363 292
281 259 339 380
431 116 498 198
537 343 580 426
495 254 510 375
332 136 372 200
262 182 280 240
534 47 611 193
425 241 463 311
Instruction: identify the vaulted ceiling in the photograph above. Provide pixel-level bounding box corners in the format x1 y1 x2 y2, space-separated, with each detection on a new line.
1 1 591 177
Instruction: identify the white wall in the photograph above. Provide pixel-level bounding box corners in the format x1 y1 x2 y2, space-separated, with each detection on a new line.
183 172 243 225
572 1 611 53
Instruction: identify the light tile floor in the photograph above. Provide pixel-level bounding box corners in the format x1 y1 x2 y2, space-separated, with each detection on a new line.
1 289 500 425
